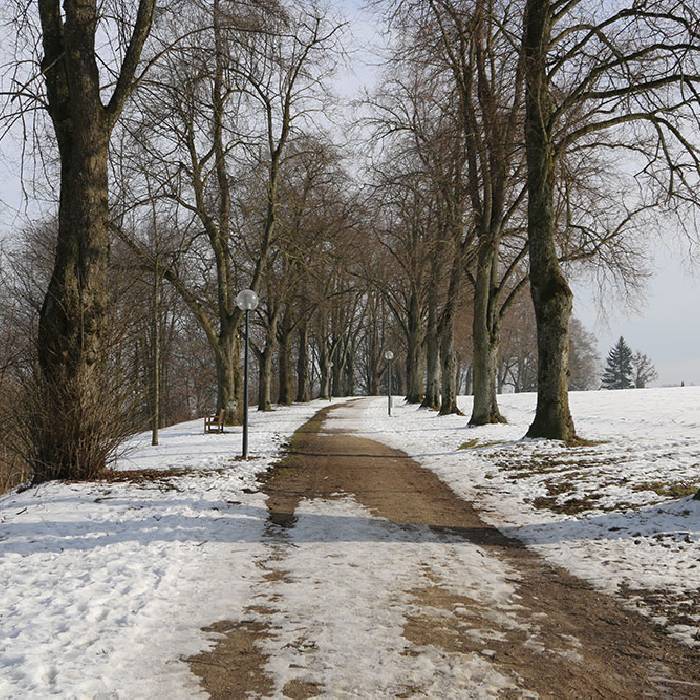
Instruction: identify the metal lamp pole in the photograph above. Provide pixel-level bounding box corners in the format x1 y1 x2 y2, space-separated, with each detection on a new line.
243 309 250 457
236 289 259 459
384 350 394 416
328 361 334 402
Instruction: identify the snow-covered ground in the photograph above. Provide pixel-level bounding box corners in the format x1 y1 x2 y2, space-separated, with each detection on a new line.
0 400 338 699
0 398 527 698
2 388 698 698
256 494 519 698
352 387 700 647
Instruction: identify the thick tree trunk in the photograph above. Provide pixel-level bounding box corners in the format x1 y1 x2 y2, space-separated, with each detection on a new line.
344 344 356 396
151 265 161 446
36 130 111 480
319 344 331 400
277 314 293 405
296 323 311 402
33 0 155 481
405 290 423 403
524 0 577 442
331 353 344 397
215 322 241 424
438 322 462 416
421 285 440 410
258 348 274 411
469 242 506 425
258 312 279 411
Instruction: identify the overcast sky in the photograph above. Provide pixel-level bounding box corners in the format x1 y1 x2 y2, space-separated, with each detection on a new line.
1 0 698 386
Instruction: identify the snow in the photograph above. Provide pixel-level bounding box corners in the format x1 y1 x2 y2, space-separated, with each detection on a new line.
352 387 700 647
0 400 337 699
2 388 698 698
255 495 517 698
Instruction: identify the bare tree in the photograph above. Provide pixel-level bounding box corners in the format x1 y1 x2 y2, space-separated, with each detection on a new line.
523 0 700 441
117 2 341 422
632 351 657 389
1 1 157 479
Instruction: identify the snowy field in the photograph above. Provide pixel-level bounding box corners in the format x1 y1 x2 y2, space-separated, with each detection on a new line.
353 387 700 647
1 388 698 698
0 400 340 699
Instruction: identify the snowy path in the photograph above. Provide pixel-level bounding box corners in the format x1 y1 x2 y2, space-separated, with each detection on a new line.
351 389 700 648
193 400 700 699
2 392 700 698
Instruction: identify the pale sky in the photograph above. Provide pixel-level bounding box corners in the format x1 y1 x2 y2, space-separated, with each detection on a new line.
1 0 698 386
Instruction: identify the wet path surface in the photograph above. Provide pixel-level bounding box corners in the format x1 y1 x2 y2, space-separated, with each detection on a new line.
190 401 700 698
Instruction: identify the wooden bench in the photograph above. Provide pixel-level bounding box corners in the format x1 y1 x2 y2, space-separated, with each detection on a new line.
204 409 225 434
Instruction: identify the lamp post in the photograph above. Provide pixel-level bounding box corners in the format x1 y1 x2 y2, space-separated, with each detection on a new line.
236 289 259 459
384 350 394 416
328 361 334 402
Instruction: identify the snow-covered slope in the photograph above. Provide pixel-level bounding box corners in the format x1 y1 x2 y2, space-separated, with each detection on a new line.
352 387 700 646
0 400 336 699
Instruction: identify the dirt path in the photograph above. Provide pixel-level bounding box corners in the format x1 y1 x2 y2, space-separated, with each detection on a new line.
190 402 700 698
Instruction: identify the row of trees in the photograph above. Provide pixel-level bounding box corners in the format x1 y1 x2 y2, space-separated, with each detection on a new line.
362 0 698 438
0 0 698 482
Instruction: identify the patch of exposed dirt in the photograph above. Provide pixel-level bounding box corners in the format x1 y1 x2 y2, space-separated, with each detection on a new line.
188 619 275 700
191 402 700 698
621 584 700 640
93 466 224 492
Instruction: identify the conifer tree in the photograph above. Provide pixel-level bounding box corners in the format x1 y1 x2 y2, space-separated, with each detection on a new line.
601 337 634 390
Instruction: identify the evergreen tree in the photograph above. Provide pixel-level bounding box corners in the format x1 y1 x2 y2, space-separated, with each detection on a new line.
601 336 634 389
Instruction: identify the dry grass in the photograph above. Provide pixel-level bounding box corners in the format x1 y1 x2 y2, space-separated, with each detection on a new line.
633 480 698 499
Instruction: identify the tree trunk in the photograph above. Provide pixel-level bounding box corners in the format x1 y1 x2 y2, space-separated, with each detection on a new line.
33 0 155 483
332 353 344 397
258 312 278 411
524 0 577 441
319 344 330 400
405 289 423 403
36 127 111 480
438 322 462 416
296 323 311 402
469 242 506 425
345 343 356 396
151 264 161 446
421 283 440 410
258 348 274 411
215 321 241 424
277 310 293 405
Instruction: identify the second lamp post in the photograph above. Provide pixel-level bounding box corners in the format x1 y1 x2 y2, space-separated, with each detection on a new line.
236 288 259 459
384 350 394 416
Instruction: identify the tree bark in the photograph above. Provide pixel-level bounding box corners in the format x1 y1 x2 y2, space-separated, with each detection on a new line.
319 335 331 400
151 263 161 446
296 323 311 402
523 0 577 441
469 241 506 425
421 278 440 410
438 322 462 416
277 309 293 405
344 343 356 396
405 289 423 403
215 324 241 425
35 0 155 480
257 311 279 411
257 348 274 411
